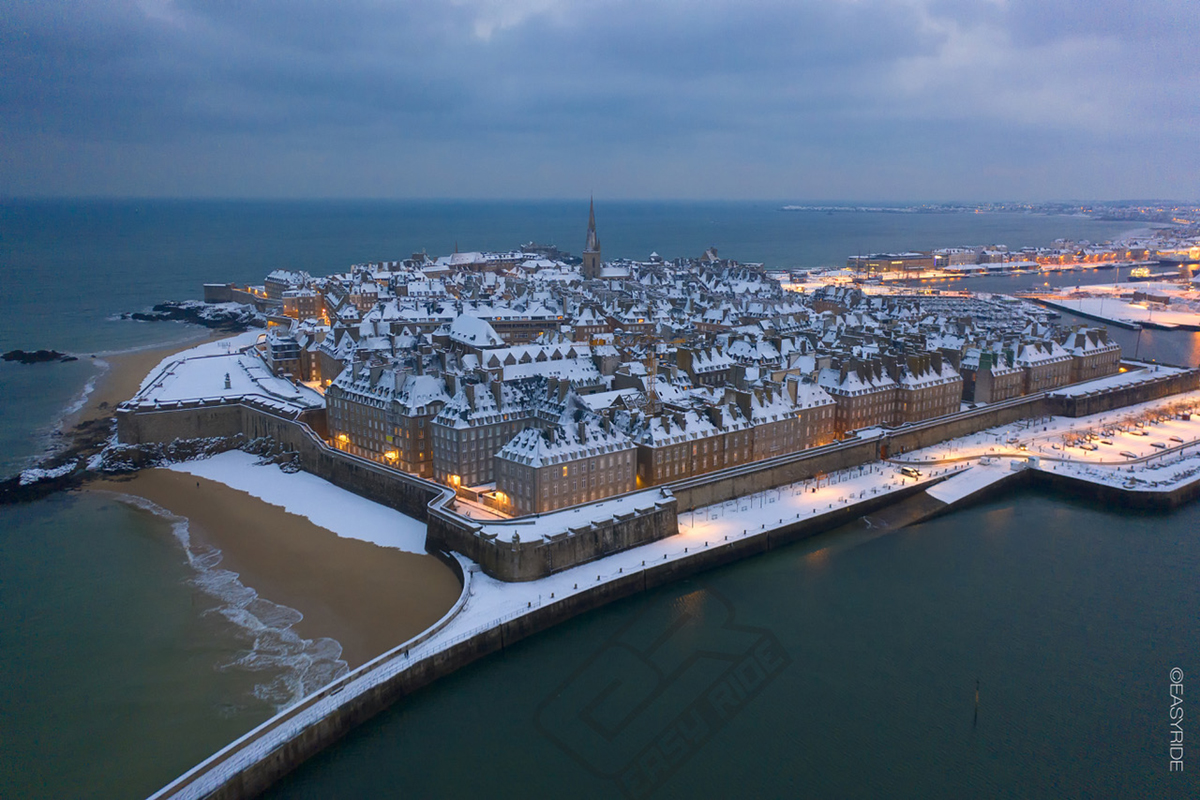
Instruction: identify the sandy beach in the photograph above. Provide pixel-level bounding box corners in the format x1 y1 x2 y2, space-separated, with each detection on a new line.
80 329 463 670
90 469 462 668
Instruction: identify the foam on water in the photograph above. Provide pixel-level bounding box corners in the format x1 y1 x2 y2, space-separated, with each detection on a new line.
59 361 106 419
109 493 350 710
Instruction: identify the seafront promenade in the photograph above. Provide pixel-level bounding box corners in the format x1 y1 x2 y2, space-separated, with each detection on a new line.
147 386 1200 800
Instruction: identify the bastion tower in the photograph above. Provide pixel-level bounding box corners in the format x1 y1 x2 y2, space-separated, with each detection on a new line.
582 197 602 280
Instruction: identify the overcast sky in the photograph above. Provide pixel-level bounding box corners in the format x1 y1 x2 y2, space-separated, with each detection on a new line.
2 0 1197 200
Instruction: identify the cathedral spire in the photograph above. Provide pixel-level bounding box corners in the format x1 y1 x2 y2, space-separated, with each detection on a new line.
583 196 601 279
585 195 599 253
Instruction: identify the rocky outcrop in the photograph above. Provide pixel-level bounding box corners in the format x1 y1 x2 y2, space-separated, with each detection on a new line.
2 349 78 364
122 300 264 332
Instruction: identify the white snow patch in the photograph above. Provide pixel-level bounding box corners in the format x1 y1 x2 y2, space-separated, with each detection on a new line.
139 331 263 393
19 461 77 485
925 464 1010 503
169 450 427 553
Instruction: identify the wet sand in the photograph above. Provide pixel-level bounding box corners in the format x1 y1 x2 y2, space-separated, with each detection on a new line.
90 470 462 668
75 334 229 424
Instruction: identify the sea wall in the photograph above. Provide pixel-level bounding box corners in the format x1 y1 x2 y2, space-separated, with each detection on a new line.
116 368 1196 582
1030 467 1200 510
1045 369 1200 418
177 481 937 800
117 404 442 521
668 395 1044 513
426 498 679 582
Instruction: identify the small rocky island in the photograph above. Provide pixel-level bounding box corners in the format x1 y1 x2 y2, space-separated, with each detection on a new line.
2 349 78 364
121 300 263 332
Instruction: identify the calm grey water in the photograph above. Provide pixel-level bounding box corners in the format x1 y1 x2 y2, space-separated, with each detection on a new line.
269 490 1200 799
0 201 1192 799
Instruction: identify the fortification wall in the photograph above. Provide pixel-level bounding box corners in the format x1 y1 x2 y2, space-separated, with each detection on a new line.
116 368 1199 583
669 438 880 513
879 396 1049 456
117 404 246 444
426 500 678 582
1046 369 1200 418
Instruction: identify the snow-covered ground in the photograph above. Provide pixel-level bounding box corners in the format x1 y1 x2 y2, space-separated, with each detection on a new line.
1049 364 1186 396
138 331 262 393
924 462 1012 504
169 450 427 553
131 342 323 414
898 389 1200 494
1041 284 1200 329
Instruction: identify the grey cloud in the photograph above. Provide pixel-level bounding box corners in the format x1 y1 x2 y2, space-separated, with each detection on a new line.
0 0 1197 199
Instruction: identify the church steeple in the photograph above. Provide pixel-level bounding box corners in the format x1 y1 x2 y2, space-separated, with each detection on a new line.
583 196 602 280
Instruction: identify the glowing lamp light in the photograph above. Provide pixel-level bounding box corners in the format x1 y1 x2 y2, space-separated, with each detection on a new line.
384 450 399 461
336 433 350 443
449 474 461 486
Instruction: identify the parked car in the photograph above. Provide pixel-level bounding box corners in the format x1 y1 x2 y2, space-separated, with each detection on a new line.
1100 440 1113 445
1120 451 1139 459
1151 442 1167 449
1170 436 1185 443
899 466 922 478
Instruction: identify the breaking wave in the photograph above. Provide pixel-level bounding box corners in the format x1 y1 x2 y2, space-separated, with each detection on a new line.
60 359 107 420
111 493 350 710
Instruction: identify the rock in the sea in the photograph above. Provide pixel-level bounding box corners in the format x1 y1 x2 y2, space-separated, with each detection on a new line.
2 349 78 364
122 300 264 332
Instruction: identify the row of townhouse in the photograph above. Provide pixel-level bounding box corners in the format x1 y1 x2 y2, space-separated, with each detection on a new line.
429 378 564 489
817 351 963 436
958 328 1121 403
325 364 449 478
629 377 836 487
494 411 638 516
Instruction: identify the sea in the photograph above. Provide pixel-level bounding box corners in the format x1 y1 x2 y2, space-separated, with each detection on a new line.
0 200 1197 799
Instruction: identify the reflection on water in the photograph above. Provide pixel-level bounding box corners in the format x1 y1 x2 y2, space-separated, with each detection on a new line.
266 491 1200 800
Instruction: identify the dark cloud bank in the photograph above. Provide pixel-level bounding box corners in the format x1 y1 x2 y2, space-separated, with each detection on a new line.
1 0 1196 200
